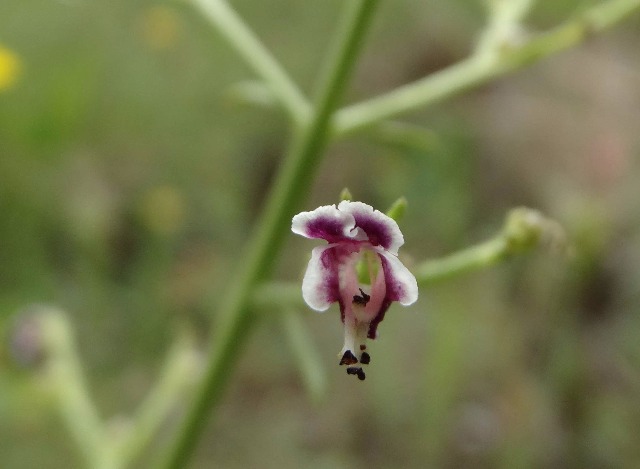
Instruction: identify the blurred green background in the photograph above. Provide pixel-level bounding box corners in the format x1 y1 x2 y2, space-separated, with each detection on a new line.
2 0 640 467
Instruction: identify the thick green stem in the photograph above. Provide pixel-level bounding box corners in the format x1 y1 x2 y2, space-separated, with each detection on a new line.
334 0 640 136
157 2 380 467
189 0 310 125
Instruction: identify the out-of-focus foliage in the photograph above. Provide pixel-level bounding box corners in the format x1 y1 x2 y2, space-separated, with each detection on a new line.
1 0 640 467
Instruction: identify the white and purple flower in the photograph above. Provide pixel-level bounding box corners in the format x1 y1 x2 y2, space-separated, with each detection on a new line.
292 201 418 381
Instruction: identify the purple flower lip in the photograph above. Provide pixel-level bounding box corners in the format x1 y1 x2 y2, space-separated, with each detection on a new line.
292 200 404 254
292 201 418 381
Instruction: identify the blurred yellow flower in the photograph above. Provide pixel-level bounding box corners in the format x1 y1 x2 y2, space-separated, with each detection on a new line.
139 185 187 237
0 45 21 91
139 6 182 50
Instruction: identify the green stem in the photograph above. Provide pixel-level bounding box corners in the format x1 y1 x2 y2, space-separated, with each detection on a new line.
39 309 202 469
114 332 200 467
158 2 380 467
334 0 640 136
414 236 509 285
476 0 535 58
253 281 303 310
415 206 559 285
39 309 106 467
189 0 310 125
280 309 328 404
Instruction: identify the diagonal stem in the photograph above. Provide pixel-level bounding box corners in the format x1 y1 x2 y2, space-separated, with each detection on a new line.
280 309 328 403
114 332 200 467
40 310 106 467
414 207 564 285
333 0 640 137
189 0 311 125
157 1 380 467
414 236 509 285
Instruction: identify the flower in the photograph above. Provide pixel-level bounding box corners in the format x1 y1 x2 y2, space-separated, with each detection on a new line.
292 201 418 380
139 6 182 51
0 45 21 92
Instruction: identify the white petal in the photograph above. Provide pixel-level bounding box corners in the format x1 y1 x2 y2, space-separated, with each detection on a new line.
292 204 362 243
301 245 340 311
338 200 404 255
377 250 418 306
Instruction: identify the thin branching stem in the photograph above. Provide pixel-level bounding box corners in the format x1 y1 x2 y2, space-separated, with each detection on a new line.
333 0 640 137
189 0 311 125
280 309 328 403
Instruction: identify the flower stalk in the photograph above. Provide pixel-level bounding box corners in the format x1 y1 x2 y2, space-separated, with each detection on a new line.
415 207 566 285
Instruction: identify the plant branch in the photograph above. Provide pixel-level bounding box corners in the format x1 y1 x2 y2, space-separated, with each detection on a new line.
189 0 310 125
333 0 640 137
36 308 107 468
475 0 535 58
415 207 566 285
415 236 509 285
114 331 201 467
157 1 381 467
280 309 328 403
29 308 203 469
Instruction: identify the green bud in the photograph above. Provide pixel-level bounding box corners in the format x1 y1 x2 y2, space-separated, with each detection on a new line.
503 207 544 252
225 80 277 109
386 197 407 223
339 188 353 202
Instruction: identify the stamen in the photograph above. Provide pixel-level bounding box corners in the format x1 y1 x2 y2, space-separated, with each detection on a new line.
352 288 370 306
360 352 371 364
346 366 367 381
339 350 358 366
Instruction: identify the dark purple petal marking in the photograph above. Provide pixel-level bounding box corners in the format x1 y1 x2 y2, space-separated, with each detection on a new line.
318 247 341 304
305 216 351 243
380 256 405 302
366 252 417 339
367 298 391 339
377 250 418 305
292 205 358 244
337 201 404 253
353 217 393 249
301 245 344 311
